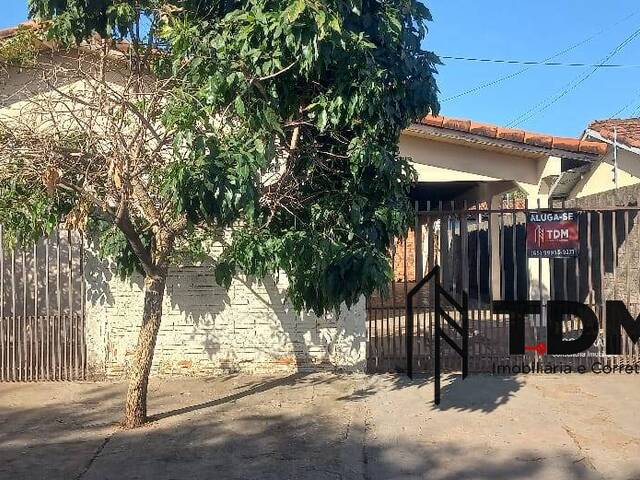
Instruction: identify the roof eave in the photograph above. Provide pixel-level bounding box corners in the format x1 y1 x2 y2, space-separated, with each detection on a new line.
583 129 640 155
404 123 602 163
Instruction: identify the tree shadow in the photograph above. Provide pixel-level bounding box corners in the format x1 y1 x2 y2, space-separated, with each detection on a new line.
149 373 307 421
1 377 633 480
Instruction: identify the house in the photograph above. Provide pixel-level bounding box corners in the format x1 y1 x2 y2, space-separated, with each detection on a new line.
551 118 640 200
2 23 621 379
394 115 606 304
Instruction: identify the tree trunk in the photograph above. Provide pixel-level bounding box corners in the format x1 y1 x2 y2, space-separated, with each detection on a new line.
123 272 167 428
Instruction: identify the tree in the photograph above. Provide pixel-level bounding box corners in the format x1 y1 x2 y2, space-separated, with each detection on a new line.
1 0 440 428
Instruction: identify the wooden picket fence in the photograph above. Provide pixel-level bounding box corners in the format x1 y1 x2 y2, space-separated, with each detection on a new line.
0 227 86 381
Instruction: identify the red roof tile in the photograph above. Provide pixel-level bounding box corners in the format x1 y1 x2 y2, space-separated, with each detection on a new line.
417 115 607 156
0 21 38 40
588 118 640 149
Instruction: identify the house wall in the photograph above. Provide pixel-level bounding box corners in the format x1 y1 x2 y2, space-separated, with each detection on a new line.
560 185 640 310
84 249 367 378
571 147 640 199
399 133 543 187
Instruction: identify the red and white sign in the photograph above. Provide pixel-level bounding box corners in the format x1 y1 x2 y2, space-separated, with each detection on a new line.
526 211 579 258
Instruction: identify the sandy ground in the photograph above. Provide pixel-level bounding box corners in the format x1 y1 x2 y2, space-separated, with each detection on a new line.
0 373 639 480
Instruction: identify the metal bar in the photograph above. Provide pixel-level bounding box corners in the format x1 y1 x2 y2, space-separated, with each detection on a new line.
598 212 605 305
0 225 4 382
461 201 469 299
414 201 423 282
488 195 496 307
438 286 464 313
57 229 62 381
512 209 517 300
440 331 463 356
11 250 16 381
450 200 456 293
462 291 469 378
45 236 50 380
500 200 505 300
22 251 27 381
34 242 39 381
80 232 86 378
439 308 463 335
402 235 408 363
434 269 441 406
406 285 414 378
612 212 617 300
587 212 594 303
476 208 481 307
68 230 74 380
537 198 542 305
625 211 631 307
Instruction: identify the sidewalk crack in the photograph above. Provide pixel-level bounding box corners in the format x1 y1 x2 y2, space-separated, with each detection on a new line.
74 433 115 480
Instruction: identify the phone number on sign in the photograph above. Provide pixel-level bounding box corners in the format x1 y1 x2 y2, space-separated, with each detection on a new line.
528 248 579 258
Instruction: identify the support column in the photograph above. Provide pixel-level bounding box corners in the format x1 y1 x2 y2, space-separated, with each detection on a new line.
490 195 502 301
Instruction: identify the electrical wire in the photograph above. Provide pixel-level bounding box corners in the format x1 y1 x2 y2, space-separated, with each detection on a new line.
608 89 640 118
439 55 640 69
506 25 640 128
441 10 639 104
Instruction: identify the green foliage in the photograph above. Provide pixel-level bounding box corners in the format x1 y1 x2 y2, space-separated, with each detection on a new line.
87 219 150 279
0 182 62 248
25 0 440 314
0 25 41 66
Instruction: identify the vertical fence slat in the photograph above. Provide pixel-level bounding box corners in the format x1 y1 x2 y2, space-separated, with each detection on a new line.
57 229 62 381
68 230 74 380
45 236 50 381
33 243 38 381
0 227 85 383
0 225 4 382
11 250 16 381
80 232 86 379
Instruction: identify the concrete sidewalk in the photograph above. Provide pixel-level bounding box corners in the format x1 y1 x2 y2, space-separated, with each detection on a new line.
1 373 639 479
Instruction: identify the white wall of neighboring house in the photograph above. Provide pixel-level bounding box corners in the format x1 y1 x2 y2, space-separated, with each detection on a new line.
85 250 367 378
570 146 640 199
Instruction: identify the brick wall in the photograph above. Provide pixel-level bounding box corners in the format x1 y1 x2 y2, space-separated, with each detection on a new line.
393 230 416 282
84 251 367 378
564 186 640 306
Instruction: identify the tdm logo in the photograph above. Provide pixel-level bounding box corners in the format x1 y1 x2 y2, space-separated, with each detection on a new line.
493 300 640 355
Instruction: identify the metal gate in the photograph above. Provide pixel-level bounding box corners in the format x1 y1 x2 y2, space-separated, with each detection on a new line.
367 199 640 374
0 227 86 381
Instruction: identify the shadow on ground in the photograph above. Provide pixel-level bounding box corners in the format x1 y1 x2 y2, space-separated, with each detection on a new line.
1 373 631 480
341 373 522 413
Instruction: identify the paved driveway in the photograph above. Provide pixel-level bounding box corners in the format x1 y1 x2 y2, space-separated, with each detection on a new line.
1 373 639 479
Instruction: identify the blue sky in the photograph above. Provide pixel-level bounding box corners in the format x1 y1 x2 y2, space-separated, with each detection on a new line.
3 1 639 137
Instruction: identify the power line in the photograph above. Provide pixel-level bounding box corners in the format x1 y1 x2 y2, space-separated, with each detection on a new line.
506 25 640 128
608 89 640 118
441 10 639 103
439 55 640 69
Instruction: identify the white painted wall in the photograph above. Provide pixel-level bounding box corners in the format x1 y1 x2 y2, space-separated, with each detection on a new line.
399 132 543 187
84 251 367 378
571 147 640 199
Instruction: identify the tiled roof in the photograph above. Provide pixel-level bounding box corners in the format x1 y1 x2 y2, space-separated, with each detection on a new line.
0 21 38 40
417 115 607 156
588 118 640 149
0 21 133 54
